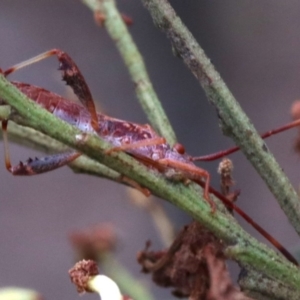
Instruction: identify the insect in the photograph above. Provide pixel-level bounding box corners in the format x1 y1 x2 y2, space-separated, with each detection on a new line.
1 49 215 207
0 49 298 265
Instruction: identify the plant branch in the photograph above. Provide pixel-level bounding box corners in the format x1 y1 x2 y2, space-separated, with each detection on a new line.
239 269 300 300
82 0 177 146
140 0 300 237
1 70 300 293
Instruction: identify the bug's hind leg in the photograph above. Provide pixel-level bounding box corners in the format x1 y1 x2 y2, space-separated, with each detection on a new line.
120 175 151 197
106 137 166 154
2 120 81 175
4 49 99 132
157 158 215 212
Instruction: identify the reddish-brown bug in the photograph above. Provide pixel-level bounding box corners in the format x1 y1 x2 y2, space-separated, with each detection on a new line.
1 49 214 207
0 49 298 265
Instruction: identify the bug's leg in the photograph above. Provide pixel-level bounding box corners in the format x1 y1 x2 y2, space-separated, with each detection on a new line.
4 49 99 132
106 137 166 196
9 151 81 175
2 120 81 175
120 175 151 197
157 158 215 212
106 137 166 154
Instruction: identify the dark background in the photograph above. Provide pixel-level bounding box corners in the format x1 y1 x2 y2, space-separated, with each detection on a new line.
1 1 300 299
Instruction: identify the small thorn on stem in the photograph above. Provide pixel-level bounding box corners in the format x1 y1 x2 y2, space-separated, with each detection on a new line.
94 11 106 27
121 14 133 26
94 11 133 27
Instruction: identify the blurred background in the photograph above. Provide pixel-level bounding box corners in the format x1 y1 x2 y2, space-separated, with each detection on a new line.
1 1 300 299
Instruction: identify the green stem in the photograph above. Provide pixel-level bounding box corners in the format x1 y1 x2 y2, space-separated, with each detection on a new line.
140 0 300 238
82 0 177 146
0 75 300 292
239 269 300 300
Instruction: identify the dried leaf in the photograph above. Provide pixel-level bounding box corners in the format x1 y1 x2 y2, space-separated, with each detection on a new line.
204 245 253 300
69 224 116 261
137 221 224 298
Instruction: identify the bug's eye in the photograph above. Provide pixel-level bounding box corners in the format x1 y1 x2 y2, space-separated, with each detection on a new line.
173 143 185 154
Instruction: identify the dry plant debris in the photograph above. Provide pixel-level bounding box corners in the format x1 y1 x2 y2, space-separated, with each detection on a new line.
137 221 252 299
69 224 116 261
69 259 99 294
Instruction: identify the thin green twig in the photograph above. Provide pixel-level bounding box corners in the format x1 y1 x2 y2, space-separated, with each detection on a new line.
140 0 300 237
82 0 177 146
239 269 300 300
